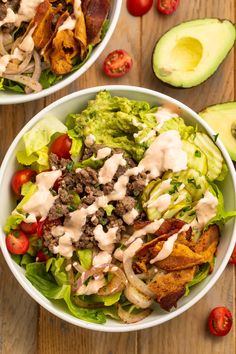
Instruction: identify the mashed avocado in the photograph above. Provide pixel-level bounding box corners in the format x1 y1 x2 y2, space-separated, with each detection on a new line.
66 91 158 161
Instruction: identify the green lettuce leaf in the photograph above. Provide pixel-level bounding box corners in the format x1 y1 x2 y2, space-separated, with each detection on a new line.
23 116 67 156
21 181 34 196
26 262 106 324
90 291 122 306
16 183 38 211
185 263 210 296
159 117 195 139
49 257 68 286
77 249 92 270
67 129 83 159
4 213 24 233
39 69 62 89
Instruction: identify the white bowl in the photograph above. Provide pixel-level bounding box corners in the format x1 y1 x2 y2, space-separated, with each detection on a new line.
0 85 236 332
0 1 122 105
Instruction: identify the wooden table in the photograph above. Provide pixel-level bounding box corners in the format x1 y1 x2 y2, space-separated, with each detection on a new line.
0 1 235 353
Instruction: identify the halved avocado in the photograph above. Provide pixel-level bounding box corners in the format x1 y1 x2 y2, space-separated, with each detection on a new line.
199 102 236 161
152 19 236 88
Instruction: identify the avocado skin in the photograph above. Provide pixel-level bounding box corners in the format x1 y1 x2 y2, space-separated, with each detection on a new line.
152 18 236 88
199 101 236 161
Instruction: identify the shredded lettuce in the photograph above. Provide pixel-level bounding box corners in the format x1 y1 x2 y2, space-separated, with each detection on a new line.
77 249 93 270
26 262 106 324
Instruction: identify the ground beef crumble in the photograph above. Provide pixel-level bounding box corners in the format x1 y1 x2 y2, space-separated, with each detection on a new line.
43 147 147 251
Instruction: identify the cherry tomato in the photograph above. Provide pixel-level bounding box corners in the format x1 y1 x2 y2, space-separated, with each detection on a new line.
103 50 133 78
6 230 29 255
208 307 233 336
157 0 180 14
20 221 38 235
229 244 236 264
50 134 72 159
127 0 153 16
11 169 36 196
36 249 50 262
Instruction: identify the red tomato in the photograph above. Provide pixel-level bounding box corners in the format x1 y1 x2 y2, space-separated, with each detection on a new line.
229 244 236 264
208 307 233 336
50 134 72 159
157 0 180 14
103 50 133 78
127 0 153 16
11 169 36 196
20 221 38 235
53 176 63 192
36 249 50 262
6 230 29 255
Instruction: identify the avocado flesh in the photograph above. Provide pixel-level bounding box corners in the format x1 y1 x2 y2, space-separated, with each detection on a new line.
153 19 236 88
199 102 236 161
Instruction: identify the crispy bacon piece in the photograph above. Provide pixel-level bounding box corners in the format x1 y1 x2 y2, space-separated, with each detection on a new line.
31 0 55 50
82 0 110 45
133 218 185 236
50 29 79 74
148 267 197 311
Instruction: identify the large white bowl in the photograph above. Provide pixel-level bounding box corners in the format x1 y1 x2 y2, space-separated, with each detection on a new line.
0 1 122 105
0 85 236 332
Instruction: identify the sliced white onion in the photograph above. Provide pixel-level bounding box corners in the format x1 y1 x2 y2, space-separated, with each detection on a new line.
118 304 152 324
124 284 153 309
0 32 8 55
25 50 41 93
72 296 104 308
123 258 155 298
2 74 42 92
5 52 32 75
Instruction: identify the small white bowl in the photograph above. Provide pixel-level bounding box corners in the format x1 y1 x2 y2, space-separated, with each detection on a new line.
0 1 122 105
0 85 236 332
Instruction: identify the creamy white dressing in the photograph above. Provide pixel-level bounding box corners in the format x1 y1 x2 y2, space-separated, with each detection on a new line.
148 193 171 213
0 8 17 27
150 224 190 263
53 232 74 258
73 0 82 18
94 147 111 160
84 134 95 147
24 213 37 223
19 26 36 52
113 248 124 262
93 251 112 266
126 219 164 245
98 153 126 184
123 208 139 225
16 0 44 26
93 225 118 253
23 170 62 220
123 238 143 262
191 190 218 230
154 107 178 131
58 16 76 32
76 277 106 295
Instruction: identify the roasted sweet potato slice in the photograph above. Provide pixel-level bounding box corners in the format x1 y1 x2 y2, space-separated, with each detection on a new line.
192 224 220 263
148 267 196 311
82 0 110 45
75 8 87 58
153 243 203 271
50 29 79 74
32 0 54 50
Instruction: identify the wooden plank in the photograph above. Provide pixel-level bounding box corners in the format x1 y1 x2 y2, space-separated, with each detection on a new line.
0 99 44 354
38 3 140 354
139 1 235 354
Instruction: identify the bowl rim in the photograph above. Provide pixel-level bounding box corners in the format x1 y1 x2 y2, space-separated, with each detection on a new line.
0 0 122 105
1 85 236 332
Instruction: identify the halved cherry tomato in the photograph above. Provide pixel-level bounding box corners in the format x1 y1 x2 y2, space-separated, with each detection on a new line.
127 0 153 16
49 134 72 159
103 50 133 78
20 221 38 235
36 249 50 262
11 169 36 196
208 307 233 336
157 0 180 14
6 230 29 255
229 244 236 264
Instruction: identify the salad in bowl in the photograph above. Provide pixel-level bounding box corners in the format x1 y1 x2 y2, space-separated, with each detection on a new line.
1 87 236 330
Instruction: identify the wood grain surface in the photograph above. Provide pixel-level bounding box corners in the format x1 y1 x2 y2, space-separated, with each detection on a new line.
0 1 235 354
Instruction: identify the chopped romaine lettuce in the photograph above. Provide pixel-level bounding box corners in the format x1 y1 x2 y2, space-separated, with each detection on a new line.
26 262 106 324
4 213 24 233
77 249 93 270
